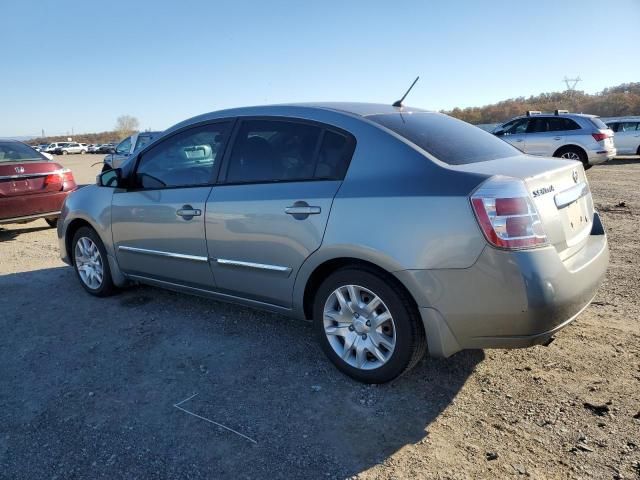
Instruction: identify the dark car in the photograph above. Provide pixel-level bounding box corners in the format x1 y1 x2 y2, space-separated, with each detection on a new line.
0 141 77 228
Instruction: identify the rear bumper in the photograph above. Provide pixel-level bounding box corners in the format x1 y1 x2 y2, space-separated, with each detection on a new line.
587 147 616 165
0 190 70 224
396 212 609 357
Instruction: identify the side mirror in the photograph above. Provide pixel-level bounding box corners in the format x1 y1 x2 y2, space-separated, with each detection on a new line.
97 168 123 188
493 129 505 136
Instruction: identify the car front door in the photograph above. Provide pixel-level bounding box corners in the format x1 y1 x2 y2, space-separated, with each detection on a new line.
205 119 355 307
111 121 231 289
499 118 529 152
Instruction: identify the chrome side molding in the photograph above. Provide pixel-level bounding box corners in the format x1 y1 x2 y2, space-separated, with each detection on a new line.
215 258 292 274
118 245 209 262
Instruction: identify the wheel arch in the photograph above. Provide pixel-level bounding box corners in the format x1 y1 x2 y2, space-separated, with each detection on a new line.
299 256 420 323
553 143 587 159
65 217 94 261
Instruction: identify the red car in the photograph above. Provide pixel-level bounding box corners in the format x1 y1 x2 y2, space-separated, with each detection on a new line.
0 141 77 228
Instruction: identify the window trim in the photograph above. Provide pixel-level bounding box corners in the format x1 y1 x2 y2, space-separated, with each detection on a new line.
216 116 356 186
127 119 235 191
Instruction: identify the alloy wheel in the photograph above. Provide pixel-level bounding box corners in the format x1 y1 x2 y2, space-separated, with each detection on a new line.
74 236 104 289
323 284 396 370
560 151 581 161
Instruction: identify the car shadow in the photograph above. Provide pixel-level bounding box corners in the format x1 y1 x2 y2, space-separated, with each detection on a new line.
605 157 640 166
0 223 51 242
0 266 483 479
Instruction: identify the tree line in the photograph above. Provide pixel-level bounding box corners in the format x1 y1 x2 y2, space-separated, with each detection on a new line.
28 115 140 146
444 82 640 124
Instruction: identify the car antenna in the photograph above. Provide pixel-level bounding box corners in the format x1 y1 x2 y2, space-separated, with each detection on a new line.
392 76 420 108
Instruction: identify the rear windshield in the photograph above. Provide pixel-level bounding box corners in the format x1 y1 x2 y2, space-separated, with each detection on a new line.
590 117 609 130
368 112 519 165
0 142 44 162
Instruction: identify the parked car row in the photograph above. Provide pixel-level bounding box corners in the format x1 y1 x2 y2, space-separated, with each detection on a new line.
30 142 118 155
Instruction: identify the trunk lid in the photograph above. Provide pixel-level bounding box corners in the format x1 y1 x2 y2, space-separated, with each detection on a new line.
0 161 66 197
453 155 594 258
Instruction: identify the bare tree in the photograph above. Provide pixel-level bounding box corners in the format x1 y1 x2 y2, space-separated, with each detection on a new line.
114 115 140 139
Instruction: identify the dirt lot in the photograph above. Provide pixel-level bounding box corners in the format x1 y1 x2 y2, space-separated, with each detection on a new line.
1 154 639 479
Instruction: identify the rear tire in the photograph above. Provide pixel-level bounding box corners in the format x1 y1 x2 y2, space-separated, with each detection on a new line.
45 217 58 228
80 150 87 154
71 226 115 297
313 267 426 383
554 146 589 170
62 150 68 155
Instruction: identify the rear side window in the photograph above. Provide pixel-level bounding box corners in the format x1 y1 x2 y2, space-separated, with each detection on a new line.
531 117 581 132
368 113 519 165
224 120 355 183
590 117 609 130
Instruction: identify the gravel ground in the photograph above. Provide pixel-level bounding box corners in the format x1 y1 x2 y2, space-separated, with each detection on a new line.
1 155 639 479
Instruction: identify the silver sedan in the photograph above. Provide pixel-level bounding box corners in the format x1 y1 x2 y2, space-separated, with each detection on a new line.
58 103 608 383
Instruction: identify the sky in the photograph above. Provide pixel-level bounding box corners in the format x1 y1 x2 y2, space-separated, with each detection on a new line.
2 0 639 137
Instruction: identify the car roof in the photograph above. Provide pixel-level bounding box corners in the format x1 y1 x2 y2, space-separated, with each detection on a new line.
509 112 597 121
164 102 431 136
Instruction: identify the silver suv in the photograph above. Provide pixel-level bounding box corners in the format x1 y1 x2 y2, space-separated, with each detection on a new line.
58 103 608 383
493 110 616 168
606 119 640 156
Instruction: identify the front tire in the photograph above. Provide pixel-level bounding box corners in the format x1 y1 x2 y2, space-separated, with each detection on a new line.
313 267 426 383
80 150 87 154
71 226 115 297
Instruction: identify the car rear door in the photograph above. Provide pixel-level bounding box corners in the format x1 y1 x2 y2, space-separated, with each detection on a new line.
205 118 355 307
111 121 232 289
525 117 568 156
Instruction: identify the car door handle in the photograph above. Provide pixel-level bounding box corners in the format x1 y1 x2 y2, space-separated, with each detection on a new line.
176 205 201 219
554 136 562 140
285 206 321 215
514 139 524 142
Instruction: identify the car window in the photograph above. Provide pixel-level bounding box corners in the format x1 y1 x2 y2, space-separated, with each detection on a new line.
314 130 355 179
134 134 155 152
368 113 520 165
590 117 609 130
620 122 639 132
135 122 230 189
225 120 323 183
115 137 132 155
505 119 529 135
608 123 619 132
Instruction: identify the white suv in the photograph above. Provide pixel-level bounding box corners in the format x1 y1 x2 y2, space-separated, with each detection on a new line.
493 110 616 169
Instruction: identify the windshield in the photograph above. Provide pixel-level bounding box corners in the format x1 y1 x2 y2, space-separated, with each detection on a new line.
368 112 520 165
0 142 45 162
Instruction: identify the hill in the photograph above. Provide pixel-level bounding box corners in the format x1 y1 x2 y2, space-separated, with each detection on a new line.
444 82 640 124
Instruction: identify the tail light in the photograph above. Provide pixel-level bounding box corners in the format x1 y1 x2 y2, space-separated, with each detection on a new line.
471 176 548 249
44 169 75 190
592 132 609 142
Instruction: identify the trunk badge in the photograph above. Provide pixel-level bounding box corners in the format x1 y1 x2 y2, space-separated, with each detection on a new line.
572 169 579 183
14 166 25 173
